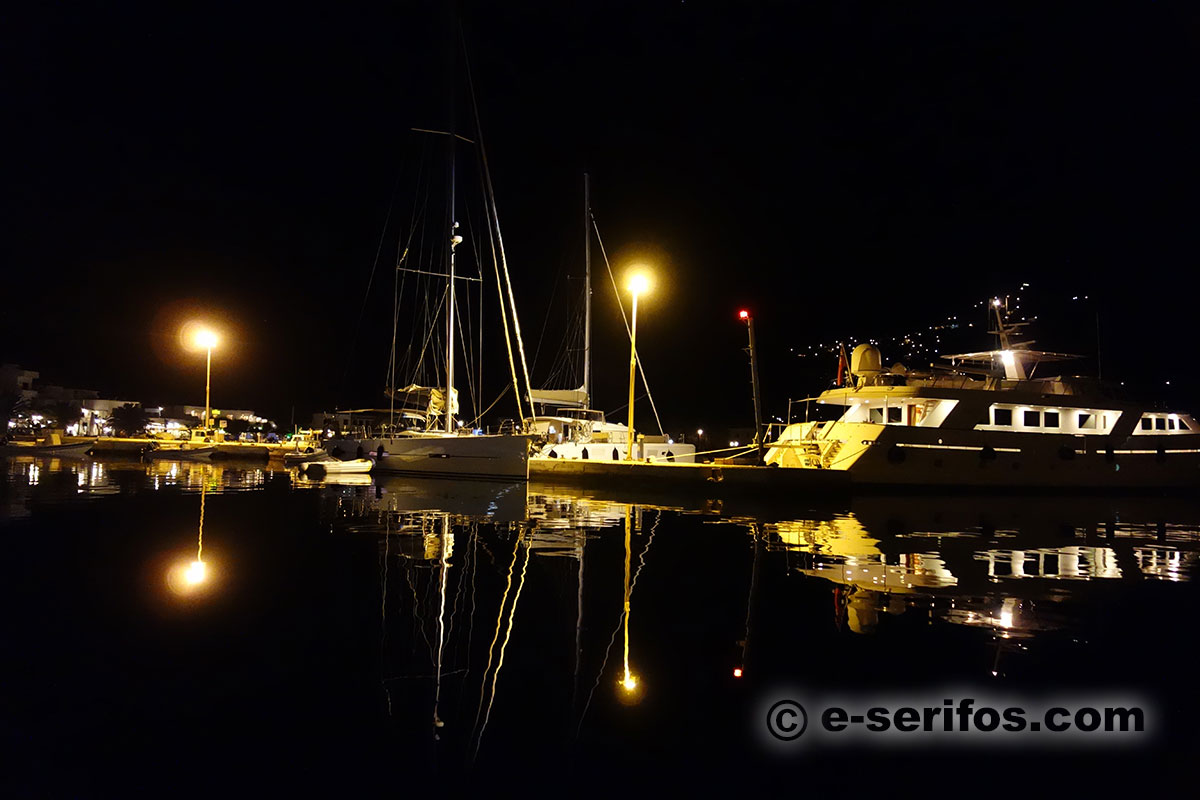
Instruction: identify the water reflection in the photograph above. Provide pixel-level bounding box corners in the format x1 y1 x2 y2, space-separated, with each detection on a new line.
2 456 275 514
165 464 216 597
8 456 1200 771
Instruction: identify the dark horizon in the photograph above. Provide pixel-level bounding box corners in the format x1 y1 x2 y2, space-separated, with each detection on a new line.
4 2 1197 432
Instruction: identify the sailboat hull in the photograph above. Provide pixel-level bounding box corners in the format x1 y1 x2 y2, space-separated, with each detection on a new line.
324 434 529 481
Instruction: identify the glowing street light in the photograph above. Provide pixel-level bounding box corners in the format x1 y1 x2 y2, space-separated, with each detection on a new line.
191 326 219 430
625 269 652 461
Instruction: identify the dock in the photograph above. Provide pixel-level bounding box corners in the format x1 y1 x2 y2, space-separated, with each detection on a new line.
79 437 277 460
528 458 849 502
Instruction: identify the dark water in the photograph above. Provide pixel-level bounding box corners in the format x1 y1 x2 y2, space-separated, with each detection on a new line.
4 457 1200 795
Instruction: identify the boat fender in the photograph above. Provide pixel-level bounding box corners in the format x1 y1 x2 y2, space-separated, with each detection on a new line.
612 448 619 460
376 445 385 459
1058 445 1075 461
356 446 365 459
549 449 558 459
1156 448 1167 463
887 445 906 464
980 445 997 461
1104 447 1115 463
581 447 589 459
665 450 674 462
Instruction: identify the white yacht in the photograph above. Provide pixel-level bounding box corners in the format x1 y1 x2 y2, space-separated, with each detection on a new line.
765 302 1199 488
326 87 530 482
323 389 529 482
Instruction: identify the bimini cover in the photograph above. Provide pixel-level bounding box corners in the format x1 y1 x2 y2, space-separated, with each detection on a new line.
528 385 588 408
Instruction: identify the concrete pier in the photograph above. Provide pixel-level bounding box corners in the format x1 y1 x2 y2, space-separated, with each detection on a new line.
528 458 849 501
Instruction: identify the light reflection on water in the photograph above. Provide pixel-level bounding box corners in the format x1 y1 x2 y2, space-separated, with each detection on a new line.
6 456 1200 773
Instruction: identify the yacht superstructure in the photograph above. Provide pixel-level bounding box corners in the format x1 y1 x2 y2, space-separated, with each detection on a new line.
527 406 695 463
765 302 1199 488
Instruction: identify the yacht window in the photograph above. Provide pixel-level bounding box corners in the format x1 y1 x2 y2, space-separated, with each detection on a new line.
1044 411 1059 428
1078 412 1096 430
1023 410 1040 427
1141 417 1153 431
869 407 884 424
887 407 902 424
1179 419 1191 431
1155 418 1166 431
993 408 1013 426
1168 419 1176 430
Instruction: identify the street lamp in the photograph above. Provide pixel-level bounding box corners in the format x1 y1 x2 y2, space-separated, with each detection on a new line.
625 270 652 461
193 328 219 430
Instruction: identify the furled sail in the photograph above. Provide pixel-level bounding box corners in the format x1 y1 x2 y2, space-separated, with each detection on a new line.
385 384 459 416
529 385 588 409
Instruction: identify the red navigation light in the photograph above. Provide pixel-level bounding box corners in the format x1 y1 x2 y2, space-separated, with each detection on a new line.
733 667 744 678
738 310 749 320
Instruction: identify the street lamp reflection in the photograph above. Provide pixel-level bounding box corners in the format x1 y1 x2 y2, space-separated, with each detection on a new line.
617 507 643 705
166 465 215 597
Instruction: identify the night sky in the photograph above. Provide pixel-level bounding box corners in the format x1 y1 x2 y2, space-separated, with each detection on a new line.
4 2 1197 435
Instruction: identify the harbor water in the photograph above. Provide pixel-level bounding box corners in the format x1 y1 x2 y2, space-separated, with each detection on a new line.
4 456 1200 794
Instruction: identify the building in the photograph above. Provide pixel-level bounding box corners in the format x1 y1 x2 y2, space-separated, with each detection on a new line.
0 364 40 401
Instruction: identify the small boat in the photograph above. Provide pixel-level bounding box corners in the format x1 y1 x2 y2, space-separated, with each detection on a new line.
0 440 96 457
146 445 217 461
300 457 373 475
293 472 374 487
283 449 333 467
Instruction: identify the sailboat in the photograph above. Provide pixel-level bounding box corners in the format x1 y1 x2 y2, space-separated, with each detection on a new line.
324 57 530 482
525 175 696 463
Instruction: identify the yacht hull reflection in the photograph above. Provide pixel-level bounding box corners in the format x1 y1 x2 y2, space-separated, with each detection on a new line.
371 476 527 522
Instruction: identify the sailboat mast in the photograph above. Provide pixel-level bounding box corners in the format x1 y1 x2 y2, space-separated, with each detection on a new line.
583 173 592 409
445 113 458 434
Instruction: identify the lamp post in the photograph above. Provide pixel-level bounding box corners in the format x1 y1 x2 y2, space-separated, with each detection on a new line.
625 271 651 461
739 310 766 464
195 329 218 430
